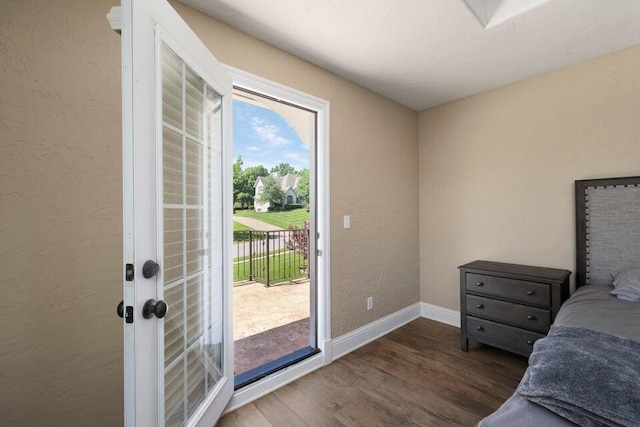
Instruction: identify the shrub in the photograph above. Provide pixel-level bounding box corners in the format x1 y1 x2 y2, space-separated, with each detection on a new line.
286 221 310 260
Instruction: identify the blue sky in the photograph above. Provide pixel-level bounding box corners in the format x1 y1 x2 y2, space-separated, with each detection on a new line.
232 99 309 172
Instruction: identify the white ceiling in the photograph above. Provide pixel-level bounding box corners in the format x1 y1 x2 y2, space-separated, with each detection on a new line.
180 0 640 111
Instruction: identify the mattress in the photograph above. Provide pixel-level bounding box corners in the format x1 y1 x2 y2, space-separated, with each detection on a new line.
478 285 640 427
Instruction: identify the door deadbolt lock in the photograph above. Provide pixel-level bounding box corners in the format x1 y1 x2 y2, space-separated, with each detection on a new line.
142 260 160 279
117 300 134 323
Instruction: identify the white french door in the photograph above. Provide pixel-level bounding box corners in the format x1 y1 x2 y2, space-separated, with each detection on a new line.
120 1 233 426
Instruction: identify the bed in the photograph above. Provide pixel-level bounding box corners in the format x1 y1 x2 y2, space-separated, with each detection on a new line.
479 176 640 427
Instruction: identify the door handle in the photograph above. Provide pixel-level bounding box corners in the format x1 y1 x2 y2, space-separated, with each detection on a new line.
117 300 124 318
142 299 168 319
142 260 160 279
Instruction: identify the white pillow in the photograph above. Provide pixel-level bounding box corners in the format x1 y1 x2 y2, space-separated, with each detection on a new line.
610 267 640 301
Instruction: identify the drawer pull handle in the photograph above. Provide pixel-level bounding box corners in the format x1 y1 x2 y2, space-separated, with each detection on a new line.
526 290 535 296
527 315 535 320
476 282 484 286
476 326 484 331
527 340 534 346
476 304 484 309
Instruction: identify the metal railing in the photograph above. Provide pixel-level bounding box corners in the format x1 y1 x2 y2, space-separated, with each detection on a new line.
233 229 310 286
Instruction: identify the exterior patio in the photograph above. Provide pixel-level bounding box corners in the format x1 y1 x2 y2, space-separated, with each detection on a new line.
233 279 310 375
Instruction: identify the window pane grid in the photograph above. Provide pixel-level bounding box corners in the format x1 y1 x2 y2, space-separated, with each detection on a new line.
161 43 223 427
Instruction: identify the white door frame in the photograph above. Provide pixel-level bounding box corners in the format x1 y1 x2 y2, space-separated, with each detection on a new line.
223 66 332 412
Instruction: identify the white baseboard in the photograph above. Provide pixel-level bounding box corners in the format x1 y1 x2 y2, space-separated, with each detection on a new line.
321 338 332 365
331 303 422 360
420 302 460 327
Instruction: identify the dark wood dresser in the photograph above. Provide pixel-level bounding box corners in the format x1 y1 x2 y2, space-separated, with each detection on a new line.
459 260 570 357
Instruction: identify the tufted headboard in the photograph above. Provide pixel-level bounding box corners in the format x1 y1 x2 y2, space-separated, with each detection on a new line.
575 176 640 288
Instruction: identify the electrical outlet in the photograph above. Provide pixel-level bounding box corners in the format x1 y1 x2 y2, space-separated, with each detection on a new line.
367 297 373 310
343 215 351 229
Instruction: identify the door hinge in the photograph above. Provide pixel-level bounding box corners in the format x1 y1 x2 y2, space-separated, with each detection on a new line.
106 6 122 34
125 263 134 281
317 249 323 256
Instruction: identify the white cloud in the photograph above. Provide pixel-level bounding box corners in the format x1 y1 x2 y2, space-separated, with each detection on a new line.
243 160 276 170
282 152 308 171
284 152 303 161
251 117 291 147
246 146 260 152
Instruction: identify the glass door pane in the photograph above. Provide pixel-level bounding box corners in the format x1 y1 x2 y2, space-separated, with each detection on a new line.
161 44 224 426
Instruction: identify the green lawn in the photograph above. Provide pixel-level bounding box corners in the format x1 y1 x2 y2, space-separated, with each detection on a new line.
233 247 288 263
233 221 252 231
233 221 254 242
233 250 308 285
233 208 309 229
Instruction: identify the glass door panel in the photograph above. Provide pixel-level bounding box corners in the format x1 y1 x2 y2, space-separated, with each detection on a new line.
161 44 224 426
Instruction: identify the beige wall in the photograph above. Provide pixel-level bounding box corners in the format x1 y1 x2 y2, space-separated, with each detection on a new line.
0 1 419 425
418 44 640 311
12 0 639 424
0 1 123 426
171 2 421 336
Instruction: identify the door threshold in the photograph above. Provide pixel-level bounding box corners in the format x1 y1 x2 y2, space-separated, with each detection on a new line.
234 346 320 390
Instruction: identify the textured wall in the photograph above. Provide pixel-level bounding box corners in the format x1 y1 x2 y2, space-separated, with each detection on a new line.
0 1 123 426
0 1 419 425
172 2 421 337
418 44 640 311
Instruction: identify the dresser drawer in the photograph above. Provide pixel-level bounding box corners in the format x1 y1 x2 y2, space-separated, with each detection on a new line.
465 273 550 306
467 316 544 356
466 295 551 333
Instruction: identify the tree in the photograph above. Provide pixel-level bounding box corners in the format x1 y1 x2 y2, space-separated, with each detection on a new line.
233 159 270 208
232 156 244 205
238 165 268 208
242 165 269 188
297 168 309 203
270 162 296 177
258 175 286 209
236 192 253 208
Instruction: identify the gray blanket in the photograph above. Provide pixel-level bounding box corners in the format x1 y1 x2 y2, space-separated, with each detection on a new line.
517 324 640 427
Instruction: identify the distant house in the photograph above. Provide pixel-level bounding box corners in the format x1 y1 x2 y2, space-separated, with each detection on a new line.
254 172 303 212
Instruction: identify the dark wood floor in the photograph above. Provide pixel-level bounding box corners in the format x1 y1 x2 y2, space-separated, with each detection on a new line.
218 318 528 426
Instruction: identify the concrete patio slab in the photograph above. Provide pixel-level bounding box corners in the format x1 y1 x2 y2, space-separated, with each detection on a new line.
233 279 310 375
